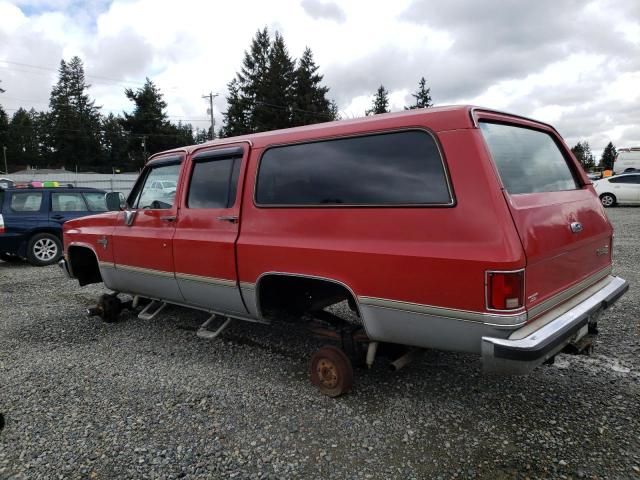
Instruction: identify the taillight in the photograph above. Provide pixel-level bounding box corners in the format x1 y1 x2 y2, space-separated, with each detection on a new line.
486 270 524 310
0 214 4 234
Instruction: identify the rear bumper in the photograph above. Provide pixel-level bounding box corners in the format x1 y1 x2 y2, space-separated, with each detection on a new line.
481 275 628 374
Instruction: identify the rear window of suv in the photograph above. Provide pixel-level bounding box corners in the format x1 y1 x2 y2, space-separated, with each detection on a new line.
480 122 580 194
11 192 43 212
255 130 452 206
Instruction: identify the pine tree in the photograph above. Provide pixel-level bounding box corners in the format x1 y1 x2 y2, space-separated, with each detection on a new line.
259 32 296 130
7 108 41 169
237 28 271 134
366 85 390 115
47 57 102 169
405 77 433 110
292 47 334 126
122 78 174 166
223 28 336 136
220 79 250 138
100 113 129 170
600 141 617 170
571 141 595 170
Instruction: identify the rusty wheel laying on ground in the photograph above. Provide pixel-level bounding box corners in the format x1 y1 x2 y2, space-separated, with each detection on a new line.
310 346 353 397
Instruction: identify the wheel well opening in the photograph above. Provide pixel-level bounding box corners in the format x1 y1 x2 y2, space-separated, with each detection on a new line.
68 246 102 286
257 275 360 323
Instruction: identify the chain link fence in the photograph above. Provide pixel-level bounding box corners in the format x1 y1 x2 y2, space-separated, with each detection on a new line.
8 173 138 194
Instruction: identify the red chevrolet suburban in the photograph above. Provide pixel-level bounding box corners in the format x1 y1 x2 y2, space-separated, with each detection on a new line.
60 106 628 396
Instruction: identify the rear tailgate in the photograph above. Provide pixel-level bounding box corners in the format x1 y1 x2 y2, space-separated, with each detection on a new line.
479 118 613 319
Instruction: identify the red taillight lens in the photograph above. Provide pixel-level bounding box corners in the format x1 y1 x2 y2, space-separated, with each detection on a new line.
487 271 524 310
0 214 4 234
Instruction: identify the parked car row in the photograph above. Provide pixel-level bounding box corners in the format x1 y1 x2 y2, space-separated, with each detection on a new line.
0 186 108 265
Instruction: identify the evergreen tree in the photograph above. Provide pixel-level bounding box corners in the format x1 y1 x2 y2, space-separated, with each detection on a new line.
100 113 129 170
292 47 333 125
259 32 295 130
220 79 250 138
366 85 390 115
571 141 595 170
237 27 271 134
121 78 190 166
223 28 336 136
7 108 41 169
600 141 617 170
405 77 433 110
194 127 209 144
47 57 102 169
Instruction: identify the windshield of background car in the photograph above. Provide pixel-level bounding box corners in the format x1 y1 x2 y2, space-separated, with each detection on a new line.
133 163 181 209
480 122 580 194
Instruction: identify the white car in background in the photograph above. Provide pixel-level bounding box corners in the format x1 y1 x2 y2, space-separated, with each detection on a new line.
593 173 640 207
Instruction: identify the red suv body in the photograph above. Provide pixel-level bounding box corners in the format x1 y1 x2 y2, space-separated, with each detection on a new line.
60 106 628 377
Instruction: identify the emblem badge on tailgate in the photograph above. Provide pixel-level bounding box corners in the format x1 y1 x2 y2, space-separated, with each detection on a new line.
570 222 583 233
596 245 609 256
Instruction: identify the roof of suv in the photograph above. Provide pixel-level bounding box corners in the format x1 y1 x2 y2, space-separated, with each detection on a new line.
0 187 106 192
147 105 557 163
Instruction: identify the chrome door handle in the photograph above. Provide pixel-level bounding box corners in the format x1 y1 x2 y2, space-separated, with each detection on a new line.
160 215 176 222
217 215 239 224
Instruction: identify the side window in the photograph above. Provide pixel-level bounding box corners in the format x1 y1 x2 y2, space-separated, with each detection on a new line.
133 163 181 210
255 131 451 205
10 192 43 212
187 156 241 209
83 192 108 212
52 193 88 212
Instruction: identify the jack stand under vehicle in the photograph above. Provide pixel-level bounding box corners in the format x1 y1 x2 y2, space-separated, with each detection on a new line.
87 293 133 323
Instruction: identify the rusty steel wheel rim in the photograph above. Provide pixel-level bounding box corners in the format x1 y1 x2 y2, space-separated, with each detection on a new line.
316 358 339 389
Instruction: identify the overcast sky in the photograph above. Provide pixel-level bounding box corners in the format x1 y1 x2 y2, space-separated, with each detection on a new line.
0 0 638 156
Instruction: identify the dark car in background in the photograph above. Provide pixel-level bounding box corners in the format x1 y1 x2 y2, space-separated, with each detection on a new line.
0 186 107 266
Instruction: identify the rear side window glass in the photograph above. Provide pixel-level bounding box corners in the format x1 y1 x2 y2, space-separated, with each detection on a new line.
480 122 579 194
10 192 43 212
188 156 241 209
255 130 451 206
52 193 88 212
609 175 640 184
83 192 108 211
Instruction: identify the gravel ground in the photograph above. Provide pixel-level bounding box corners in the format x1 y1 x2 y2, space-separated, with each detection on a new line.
1 208 639 480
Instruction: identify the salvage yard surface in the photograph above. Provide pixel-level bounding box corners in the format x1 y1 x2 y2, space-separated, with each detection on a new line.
1 210 639 480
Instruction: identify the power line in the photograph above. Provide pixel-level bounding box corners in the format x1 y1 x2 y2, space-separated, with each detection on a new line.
0 59 146 87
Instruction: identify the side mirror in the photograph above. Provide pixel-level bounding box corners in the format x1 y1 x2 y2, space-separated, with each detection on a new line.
106 191 125 211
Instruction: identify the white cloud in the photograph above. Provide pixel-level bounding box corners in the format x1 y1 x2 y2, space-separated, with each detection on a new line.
0 0 638 156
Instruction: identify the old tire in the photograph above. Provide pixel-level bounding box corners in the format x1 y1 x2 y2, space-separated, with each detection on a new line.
310 346 353 397
600 193 616 208
27 233 62 266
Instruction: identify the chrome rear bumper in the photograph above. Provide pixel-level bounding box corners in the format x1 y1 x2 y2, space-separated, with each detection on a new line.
481 275 628 374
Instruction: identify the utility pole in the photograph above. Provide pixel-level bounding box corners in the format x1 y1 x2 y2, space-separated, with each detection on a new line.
141 136 147 163
202 92 219 140
2 146 7 175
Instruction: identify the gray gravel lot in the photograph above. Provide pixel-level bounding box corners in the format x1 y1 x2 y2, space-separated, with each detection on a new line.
1 208 639 480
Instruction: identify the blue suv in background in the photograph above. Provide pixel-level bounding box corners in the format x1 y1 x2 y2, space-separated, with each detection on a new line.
0 186 107 266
